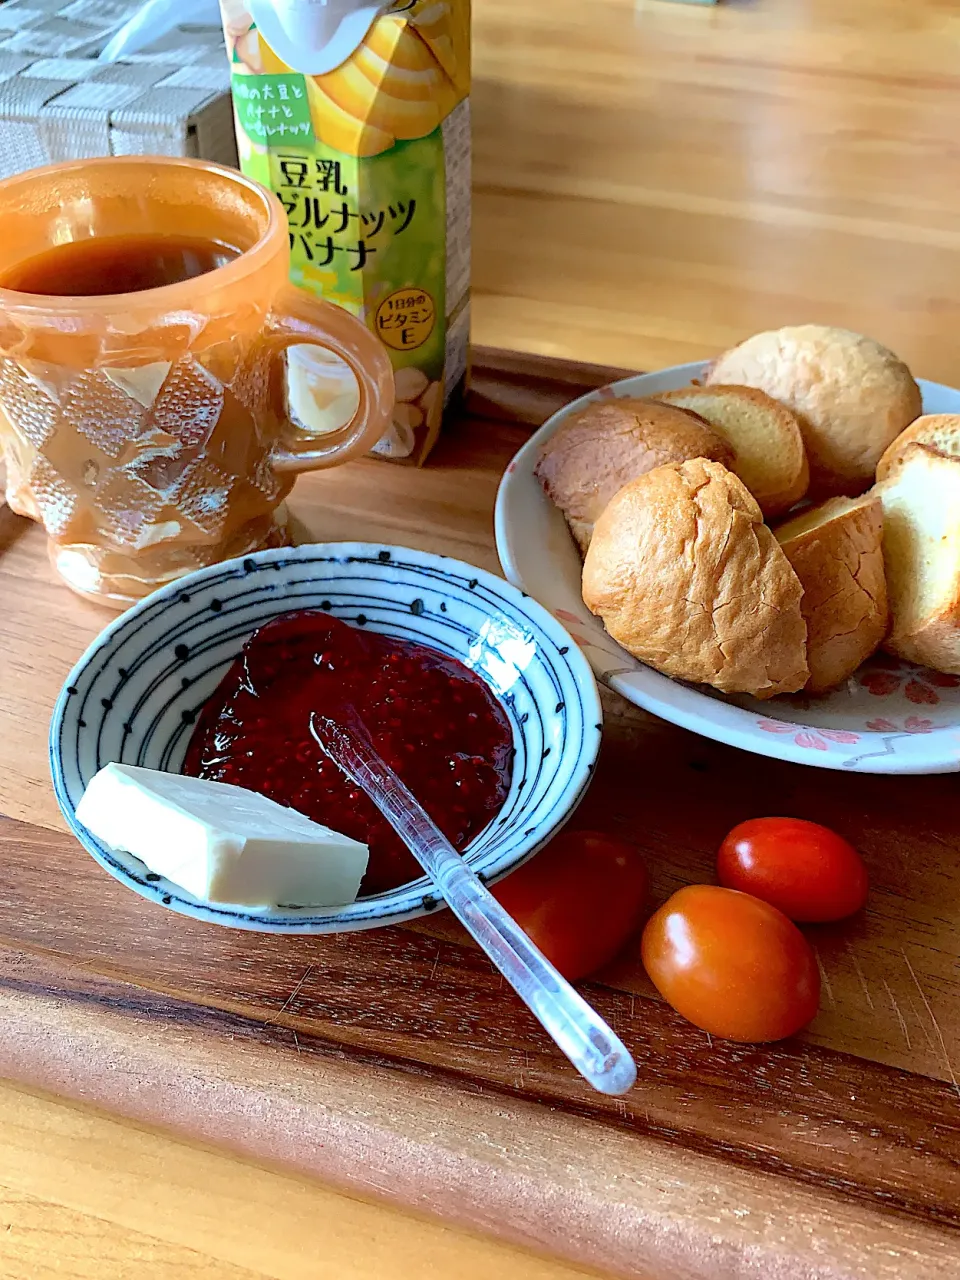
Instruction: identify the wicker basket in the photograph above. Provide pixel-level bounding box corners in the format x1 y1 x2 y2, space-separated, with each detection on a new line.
0 0 236 177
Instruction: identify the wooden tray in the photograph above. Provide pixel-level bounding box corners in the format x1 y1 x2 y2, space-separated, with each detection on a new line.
1 349 958 1280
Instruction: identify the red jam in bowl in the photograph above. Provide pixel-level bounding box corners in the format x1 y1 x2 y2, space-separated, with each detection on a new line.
183 611 513 894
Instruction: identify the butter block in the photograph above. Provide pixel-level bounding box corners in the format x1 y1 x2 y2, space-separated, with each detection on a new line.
76 763 369 908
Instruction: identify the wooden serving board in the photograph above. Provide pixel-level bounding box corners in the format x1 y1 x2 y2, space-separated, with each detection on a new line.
1 349 958 1280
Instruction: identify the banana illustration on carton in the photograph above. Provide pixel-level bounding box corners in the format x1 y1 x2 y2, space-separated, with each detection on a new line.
314 57 443 146
242 3 462 157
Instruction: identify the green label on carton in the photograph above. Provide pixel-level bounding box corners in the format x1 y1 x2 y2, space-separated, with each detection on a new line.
232 73 315 146
268 133 445 377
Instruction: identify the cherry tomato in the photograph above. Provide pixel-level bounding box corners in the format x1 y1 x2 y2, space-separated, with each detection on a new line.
717 817 868 922
641 885 820 1042
492 830 648 981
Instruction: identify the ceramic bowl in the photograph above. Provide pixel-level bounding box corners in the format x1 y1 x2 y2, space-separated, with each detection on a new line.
50 543 602 932
495 362 960 774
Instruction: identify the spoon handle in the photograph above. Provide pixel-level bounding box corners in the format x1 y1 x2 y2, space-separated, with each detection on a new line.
311 713 637 1097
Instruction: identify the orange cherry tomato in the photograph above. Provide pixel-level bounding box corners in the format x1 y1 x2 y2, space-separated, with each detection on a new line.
717 817 868 922
492 830 648 982
641 885 820 1042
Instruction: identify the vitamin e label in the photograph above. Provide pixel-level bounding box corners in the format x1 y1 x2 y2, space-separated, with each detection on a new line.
376 288 436 351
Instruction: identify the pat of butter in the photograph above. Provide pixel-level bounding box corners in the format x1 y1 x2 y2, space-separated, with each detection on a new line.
76 763 368 908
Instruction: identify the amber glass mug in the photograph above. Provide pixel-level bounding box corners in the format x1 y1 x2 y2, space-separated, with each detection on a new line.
0 156 394 607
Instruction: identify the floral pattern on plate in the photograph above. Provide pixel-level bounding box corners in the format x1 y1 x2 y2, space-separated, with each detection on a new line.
756 722 860 751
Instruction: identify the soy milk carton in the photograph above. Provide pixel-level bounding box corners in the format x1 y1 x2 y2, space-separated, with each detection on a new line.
219 0 470 462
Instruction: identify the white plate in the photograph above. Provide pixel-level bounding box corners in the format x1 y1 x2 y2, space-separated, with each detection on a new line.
495 362 960 774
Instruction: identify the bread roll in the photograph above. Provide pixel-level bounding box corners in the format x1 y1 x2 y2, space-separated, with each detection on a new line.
534 398 734 552
658 384 808 517
875 413 960 482
874 443 960 673
706 325 921 499
582 458 809 698
775 496 887 693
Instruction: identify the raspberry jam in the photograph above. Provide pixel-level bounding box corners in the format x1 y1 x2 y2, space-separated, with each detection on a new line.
183 611 513 894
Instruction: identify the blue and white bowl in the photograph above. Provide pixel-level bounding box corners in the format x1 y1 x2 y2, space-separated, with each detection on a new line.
49 543 602 933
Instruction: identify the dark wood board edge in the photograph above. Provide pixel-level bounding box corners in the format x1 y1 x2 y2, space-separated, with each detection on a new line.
5 812 960 1225
465 346 636 426
2 816 960 1252
1 941 957 1280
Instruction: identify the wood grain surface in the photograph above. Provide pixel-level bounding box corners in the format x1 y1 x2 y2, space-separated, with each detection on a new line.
471 0 960 384
2 351 960 1279
0 1080 604 1280
5 0 960 1274
1 944 956 1280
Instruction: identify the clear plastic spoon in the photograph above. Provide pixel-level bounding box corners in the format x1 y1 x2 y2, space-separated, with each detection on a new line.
310 711 637 1097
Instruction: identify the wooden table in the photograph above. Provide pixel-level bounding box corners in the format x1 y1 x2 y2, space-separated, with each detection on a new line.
4 0 960 1276
471 0 960 384
3 350 960 1280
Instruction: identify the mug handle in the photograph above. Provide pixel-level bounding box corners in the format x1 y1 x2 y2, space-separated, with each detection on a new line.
265 284 394 473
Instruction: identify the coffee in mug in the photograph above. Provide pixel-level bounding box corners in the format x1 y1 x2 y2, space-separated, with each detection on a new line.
0 156 394 607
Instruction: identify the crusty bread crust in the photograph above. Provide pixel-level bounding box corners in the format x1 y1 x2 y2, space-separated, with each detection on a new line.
775 496 888 693
706 325 921 500
658 384 809 517
875 414 960 482
582 458 809 698
534 398 734 552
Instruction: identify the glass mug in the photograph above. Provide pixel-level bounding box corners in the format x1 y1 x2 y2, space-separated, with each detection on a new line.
0 156 394 607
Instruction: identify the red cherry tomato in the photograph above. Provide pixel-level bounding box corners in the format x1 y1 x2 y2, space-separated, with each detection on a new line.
717 817 868 922
641 885 820 1042
492 830 648 981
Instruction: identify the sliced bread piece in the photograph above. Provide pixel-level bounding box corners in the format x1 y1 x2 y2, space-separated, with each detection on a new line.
657 384 808 517
534 397 734 552
775 495 888 693
705 325 921 499
875 414 960 482
582 458 809 699
873 443 960 673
